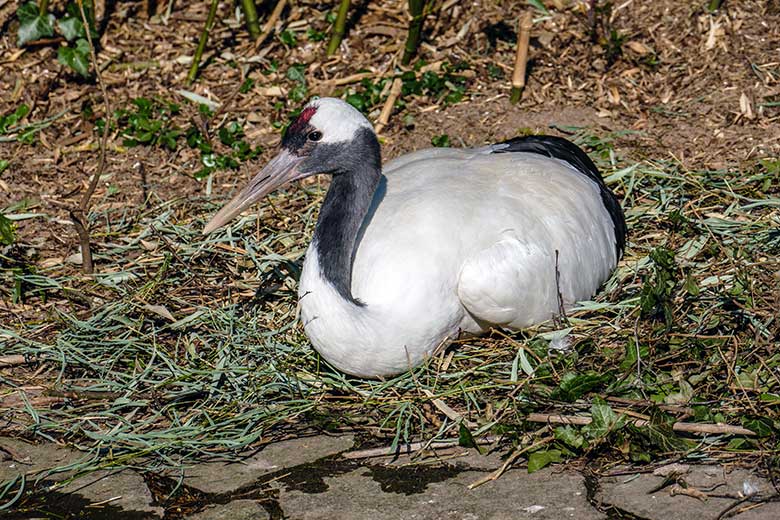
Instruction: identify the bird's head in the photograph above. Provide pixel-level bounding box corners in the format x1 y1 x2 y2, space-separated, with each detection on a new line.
203 97 376 234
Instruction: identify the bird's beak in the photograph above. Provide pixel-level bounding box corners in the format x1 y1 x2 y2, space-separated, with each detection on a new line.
203 149 306 234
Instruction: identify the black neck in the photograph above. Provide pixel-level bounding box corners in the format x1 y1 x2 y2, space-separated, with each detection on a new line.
312 129 381 305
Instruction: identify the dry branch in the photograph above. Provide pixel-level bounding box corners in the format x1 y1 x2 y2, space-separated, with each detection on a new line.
255 0 288 48
526 413 756 436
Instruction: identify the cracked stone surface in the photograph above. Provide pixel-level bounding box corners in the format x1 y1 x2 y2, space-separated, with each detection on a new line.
58 469 164 518
276 465 604 520
597 465 780 520
0 437 86 483
190 499 271 519
184 434 355 494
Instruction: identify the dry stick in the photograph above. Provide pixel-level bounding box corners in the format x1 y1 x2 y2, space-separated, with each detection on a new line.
510 11 533 105
374 77 403 134
342 435 500 460
0 355 27 367
255 0 288 49
70 0 111 275
241 0 261 40
468 435 554 489
401 0 425 66
526 413 756 436
187 0 220 84
326 0 350 56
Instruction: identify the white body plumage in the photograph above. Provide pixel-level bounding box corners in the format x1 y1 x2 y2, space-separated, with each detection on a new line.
298 147 618 377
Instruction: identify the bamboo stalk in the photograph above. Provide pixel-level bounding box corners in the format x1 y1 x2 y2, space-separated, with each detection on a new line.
326 0 350 56
188 0 220 84
401 0 425 66
708 0 723 11
526 413 756 436
510 12 533 105
241 0 261 40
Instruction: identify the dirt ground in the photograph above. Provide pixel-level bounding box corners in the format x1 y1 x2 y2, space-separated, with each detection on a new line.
1 0 780 515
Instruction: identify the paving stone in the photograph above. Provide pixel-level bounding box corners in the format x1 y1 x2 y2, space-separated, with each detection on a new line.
185 434 354 494
598 465 780 520
0 437 86 484
190 499 270 520
58 469 164 518
277 465 603 520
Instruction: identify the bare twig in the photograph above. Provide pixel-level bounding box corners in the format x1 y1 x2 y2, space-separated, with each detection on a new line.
526 413 756 436
0 355 28 367
342 435 499 460
255 0 288 49
468 436 554 489
69 0 111 275
510 11 533 104
374 77 403 134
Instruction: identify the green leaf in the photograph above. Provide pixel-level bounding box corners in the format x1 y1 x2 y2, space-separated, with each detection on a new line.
17 2 55 46
527 449 561 473
0 214 16 245
58 15 83 41
458 422 480 453
286 64 307 84
526 0 549 15
0 160 9 175
555 372 606 402
554 425 584 450
431 134 450 148
57 38 90 76
583 400 624 440
742 416 774 437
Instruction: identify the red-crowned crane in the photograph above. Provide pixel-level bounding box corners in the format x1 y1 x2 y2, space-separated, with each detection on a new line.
204 98 627 378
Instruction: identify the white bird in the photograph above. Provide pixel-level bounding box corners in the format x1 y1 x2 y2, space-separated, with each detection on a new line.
204 98 626 378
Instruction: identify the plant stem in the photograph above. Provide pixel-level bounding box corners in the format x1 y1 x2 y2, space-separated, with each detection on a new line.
326 0 350 55
38 0 49 17
708 0 723 11
401 0 425 66
71 0 112 275
188 0 220 84
241 0 261 40
510 12 533 105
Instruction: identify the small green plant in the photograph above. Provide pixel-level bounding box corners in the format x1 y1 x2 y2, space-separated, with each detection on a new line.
400 62 470 105
431 134 450 147
286 64 308 103
0 214 16 246
16 2 96 77
0 105 30 134
345 77 388 112
187 120 263 179
114 98 182 150
640 247 677 328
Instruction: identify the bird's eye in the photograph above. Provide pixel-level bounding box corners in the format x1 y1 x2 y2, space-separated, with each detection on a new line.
308 131 323 142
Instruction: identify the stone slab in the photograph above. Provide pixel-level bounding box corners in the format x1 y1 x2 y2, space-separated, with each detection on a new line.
185 434 355 495
277 465 603 520
190 499 270 520
58 469 163 518
598 465 780 520
0 437 85 484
